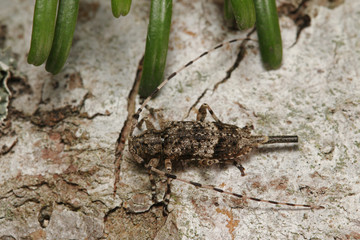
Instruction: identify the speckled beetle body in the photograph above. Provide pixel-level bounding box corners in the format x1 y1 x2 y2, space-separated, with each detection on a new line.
126 39 323 215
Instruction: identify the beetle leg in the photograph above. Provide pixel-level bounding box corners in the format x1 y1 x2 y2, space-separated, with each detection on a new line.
197 103 221 122
137 117 156 130
198 159 245 176
234 159 246 176
156 111 166 129
222 159 246 176
163 158 173 215
147 106 167 129
146 158 160 203
130 151 145 165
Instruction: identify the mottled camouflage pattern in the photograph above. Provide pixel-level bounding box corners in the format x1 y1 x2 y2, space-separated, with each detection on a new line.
129 121 265 164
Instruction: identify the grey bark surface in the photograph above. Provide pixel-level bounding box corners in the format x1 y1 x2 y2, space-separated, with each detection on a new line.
0 0 359 239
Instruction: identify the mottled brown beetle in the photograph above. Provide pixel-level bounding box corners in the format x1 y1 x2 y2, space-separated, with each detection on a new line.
128 38 324 214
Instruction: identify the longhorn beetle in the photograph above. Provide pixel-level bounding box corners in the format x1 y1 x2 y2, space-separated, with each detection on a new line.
127 37 324 215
